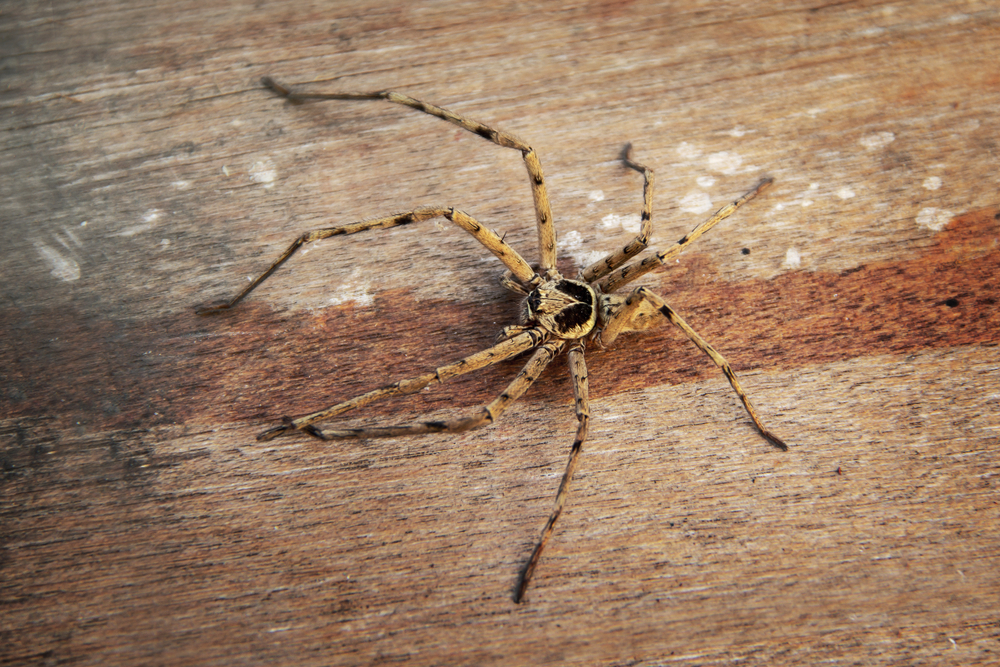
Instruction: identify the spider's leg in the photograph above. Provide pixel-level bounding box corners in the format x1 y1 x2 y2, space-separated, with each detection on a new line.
597 177 773 294
296 340 565 441
196 207 536 314
515 340 589 603
629 287 787 450
581 143 654 282
257 328 548 440
498 269 530 295
263 77 558 276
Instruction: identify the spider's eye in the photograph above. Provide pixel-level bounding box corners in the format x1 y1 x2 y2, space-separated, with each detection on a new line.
527 290 542 314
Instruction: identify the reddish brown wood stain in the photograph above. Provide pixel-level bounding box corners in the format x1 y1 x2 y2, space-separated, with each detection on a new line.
2 206 997 434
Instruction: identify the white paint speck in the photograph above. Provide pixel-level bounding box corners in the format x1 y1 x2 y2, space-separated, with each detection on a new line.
561 229 584 251
328 269 374 307
222 165 231 176
783 247 801 269
923 176 942 190
599 213 642 233
561 230 602 270
619 214 642 234
801 200 814 207
116 209 162 237
859 131 895 150
249 159 276 188
34 242 81 282
916 207 953 231
837 187 855 199
62 228 83 248
859 26 886 38
707 151 742 175
300 239 322 256
588 190 605 202
676 142 701 159
577 250 608 268
172 180 191 190
679 191 712 215
729 126 748 137
696 175 716 188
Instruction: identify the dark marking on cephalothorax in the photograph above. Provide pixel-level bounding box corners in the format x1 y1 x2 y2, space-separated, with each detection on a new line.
524 279 598 339
556 280 594 306
555 303 594 332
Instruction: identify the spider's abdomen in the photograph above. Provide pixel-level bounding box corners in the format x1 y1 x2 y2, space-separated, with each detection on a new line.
525 279 597 339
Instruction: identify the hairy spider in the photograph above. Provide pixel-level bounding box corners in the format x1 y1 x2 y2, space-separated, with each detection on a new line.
198 76 788 603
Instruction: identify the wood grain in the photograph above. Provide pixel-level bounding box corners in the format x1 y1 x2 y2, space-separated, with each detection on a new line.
2 1 999 665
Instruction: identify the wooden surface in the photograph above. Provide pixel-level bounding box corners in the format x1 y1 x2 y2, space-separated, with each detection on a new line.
3 1 999 665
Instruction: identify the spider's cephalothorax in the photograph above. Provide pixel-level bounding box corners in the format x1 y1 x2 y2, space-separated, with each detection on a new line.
198 76 789 604
524 279 598 339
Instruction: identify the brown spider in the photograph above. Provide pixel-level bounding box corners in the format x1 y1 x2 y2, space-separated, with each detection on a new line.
198 76 788 603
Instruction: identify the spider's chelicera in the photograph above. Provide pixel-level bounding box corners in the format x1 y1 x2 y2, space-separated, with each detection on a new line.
199 76 788 603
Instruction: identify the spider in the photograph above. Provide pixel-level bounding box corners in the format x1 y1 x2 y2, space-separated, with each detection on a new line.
198 76 789 603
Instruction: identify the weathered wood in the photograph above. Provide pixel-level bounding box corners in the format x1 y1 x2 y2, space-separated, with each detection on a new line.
3 1 999 665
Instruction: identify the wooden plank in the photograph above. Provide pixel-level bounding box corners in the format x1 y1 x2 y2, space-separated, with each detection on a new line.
2 1 999 665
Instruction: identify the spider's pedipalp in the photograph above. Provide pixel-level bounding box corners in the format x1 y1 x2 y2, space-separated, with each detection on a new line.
499 269 531 295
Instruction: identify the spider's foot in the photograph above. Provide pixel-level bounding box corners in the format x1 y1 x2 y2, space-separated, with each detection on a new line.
261 76 306 104
257 417 297 442
261 76 290 96
761 428 788 451
302 424 330 440
620 142 648 174
620 141 634 162
194 301 233 316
